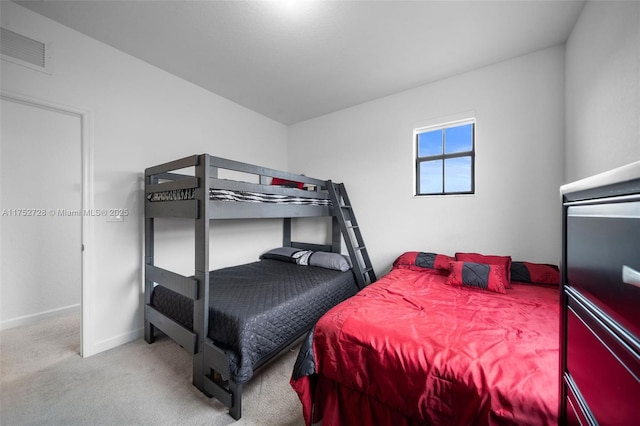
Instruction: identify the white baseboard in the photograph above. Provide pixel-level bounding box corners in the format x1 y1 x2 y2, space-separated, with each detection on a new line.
88 327 144 356
0 304 81 330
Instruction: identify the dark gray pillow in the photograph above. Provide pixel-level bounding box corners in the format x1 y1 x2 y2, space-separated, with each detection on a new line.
259 246 300 263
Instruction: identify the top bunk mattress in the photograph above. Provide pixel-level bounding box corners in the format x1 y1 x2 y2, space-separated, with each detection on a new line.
151 258 358 383
147 187 332 206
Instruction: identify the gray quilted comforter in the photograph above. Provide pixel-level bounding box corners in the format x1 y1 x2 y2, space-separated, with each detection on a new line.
151 259 358 383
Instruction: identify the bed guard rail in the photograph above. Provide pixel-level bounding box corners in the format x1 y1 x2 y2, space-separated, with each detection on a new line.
145 264 198 300
145 154 331 198
144 264 199 353
145 154 335 219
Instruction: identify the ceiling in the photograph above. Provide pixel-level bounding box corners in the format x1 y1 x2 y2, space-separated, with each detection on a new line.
15 0 586 125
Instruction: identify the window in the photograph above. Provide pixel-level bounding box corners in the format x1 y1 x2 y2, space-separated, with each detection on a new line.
415 119 475 195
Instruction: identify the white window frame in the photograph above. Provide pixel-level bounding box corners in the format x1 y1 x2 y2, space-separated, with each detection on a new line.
413 116 476 196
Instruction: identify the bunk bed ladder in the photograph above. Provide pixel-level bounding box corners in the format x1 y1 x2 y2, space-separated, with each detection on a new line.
328 181 376 289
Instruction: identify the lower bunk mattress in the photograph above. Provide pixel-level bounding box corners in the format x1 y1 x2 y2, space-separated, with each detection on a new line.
151 259 358 384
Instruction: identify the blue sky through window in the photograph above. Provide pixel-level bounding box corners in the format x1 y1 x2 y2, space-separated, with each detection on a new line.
444 123 473 154
444 156 472 192
416 121 474 195
417 129 442 156
419 160 442 193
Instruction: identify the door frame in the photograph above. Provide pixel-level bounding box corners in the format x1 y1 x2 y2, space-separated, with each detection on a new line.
1 90 94 357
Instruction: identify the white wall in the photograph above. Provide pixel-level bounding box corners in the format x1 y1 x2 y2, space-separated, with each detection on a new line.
1 2 288 355
289 46 566 273
565 1 640 182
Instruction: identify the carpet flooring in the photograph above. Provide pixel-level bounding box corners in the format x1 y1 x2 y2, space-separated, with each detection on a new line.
0 313 306 425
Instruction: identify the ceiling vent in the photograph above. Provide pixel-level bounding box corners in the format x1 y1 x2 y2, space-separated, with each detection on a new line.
1 27 51 74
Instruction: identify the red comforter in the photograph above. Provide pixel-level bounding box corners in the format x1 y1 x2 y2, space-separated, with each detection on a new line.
291 268 559 425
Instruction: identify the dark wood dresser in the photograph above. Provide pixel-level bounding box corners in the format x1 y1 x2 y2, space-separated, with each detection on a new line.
560 162 640 425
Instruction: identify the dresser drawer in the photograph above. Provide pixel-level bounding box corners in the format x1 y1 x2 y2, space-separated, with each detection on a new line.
566 200 640 341
565 296 640 425
564 374 594 426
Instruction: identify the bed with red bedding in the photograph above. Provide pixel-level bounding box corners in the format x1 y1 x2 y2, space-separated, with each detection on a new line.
291 253 560 425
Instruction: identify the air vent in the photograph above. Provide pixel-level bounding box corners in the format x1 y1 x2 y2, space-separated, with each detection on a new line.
1 27 51 74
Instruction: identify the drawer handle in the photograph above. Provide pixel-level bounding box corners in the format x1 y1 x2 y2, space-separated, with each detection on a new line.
622 265 640 289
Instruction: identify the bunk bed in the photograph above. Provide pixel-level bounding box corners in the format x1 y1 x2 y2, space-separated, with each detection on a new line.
291 251 561 425
144 154 375 420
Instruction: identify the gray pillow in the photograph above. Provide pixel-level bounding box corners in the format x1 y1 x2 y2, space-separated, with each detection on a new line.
309 251 351 272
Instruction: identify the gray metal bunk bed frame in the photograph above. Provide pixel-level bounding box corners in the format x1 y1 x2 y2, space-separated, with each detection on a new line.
144 153 375 419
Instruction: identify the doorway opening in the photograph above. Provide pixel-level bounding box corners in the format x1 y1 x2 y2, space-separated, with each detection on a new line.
1 92 93 357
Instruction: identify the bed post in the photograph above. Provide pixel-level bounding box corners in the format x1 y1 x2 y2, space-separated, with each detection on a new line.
228 381 242 420
283 218 292 247
144 174 157 343
331 216 341 253
193 154 211 392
